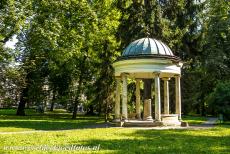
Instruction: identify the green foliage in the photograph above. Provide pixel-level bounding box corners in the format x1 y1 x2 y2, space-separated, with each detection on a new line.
0 0 30 45
202 0 230 81
0 0 229 118
206 81 230 120
14 0 121 118
83 0 121 119
116 0 206 115
191 0 230 116
0 0 29 107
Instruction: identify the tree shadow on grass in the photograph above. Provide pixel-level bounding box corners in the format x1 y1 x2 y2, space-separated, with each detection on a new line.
0 113 104 131
0 114 102 121
0 109 105 131
0 120 104 131
77 129 230 154
0 109 100 121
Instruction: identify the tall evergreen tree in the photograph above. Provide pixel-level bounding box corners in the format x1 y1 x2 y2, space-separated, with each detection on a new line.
203 0 230 115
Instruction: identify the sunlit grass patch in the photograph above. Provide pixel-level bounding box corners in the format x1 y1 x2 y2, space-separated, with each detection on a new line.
0 109 229 153
182 115 208 125
0 127 229 154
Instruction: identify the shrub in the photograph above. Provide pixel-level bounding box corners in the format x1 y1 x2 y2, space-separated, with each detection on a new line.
206 80 230 120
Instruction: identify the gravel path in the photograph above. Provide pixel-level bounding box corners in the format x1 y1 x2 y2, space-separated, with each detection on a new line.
202 117 218 125
188 117 218 129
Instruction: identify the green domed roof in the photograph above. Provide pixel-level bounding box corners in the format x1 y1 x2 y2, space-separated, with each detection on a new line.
121 38 179 61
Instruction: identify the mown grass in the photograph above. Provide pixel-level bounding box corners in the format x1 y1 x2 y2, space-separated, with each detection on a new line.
0 109 104 132
0 109 229 153
0 126 229 154
182 115 208 125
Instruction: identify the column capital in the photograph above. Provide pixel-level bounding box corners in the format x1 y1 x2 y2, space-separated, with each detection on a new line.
115 77 121 80
162 77 171 81
121 72 129 77
174 74 181 78
154 72 161 77
177 62 183 68
135 78 142 82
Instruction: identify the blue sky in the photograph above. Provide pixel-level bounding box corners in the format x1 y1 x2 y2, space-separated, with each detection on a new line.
4 35 18 49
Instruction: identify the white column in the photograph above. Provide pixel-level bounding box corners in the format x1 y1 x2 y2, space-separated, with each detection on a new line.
175 75 181 120
122 73 128 120
155 74 161 122
135 79 141 119
115 78 121 121
163 78 170 114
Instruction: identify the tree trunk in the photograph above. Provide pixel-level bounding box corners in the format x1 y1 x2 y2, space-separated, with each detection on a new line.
50 101 55 111
72 96 80 119
98 99 102 116
17 100 26 115
201 101 206 116
72 55 86 119
72 77 83 119
105 100 108 123
87 104 94 115
16 88 28 116
196 104 200 114
104 85 109 123
50 89 56 111
72 71 83 119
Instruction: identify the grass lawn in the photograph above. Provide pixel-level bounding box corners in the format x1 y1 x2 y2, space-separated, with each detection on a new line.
0 109 104 132
0 125 229 153
182 115 208 125
0 109 229 153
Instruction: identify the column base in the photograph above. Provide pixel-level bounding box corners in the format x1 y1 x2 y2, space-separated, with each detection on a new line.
161 114 181 126
154 121 164 126
136 114 141 120
112 119 121 122
144 116 153 121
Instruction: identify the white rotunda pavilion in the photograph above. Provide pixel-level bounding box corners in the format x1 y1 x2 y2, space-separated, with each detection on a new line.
113 37 183 126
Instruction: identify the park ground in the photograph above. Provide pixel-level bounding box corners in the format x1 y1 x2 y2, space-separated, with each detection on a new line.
0 109 229 154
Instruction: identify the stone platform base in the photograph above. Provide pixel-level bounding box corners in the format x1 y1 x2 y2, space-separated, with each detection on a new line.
113 120 170 127
122 120 163 127
113 114 182 127
161 114 181 126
